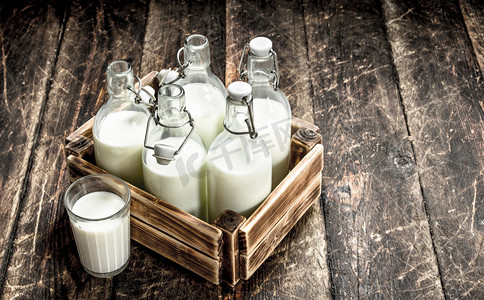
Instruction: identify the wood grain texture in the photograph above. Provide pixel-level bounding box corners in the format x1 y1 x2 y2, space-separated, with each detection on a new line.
291 118 320 136
0 0 66 291
131 217 222 285
383 0 484 297
140 0 226 80
214 210 246 287
460 0 484 74
226 0 314 123
290 128 322 170
4 0 481 298
304 0 444 298
1 0 148 298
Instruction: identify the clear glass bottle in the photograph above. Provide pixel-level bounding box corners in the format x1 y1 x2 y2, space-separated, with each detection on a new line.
176 34 227 148
142 84 208 221
207 81 272 222
240 37 292 190
93 60 150 188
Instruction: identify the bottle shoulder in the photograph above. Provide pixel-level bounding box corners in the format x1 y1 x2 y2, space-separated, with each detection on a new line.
177 70 227 97
251 86 291 118
93 100 150 138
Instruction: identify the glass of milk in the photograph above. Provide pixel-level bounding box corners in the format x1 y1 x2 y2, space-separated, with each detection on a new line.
64 174 131 278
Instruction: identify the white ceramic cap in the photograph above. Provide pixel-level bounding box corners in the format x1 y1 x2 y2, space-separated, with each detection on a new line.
249 37 273 57
157 69 179 84
154 143 177 165
228 81 252 102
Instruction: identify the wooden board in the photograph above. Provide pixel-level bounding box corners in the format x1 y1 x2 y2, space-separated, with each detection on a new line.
140 0 226 80
304 0 444 298
0 0 149 298
0 0 66 292
460 0 484 73
131 217 222 284
213 210 246 287
383 0 484 297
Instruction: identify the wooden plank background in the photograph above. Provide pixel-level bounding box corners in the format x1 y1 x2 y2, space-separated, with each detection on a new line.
0 0 482 298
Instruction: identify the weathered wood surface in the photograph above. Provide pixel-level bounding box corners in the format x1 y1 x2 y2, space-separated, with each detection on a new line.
1 0 483 299
0 0 66 293
384 0 484 298
1 0 148 298
240 174 322 280
131 217 222 285
305 0 444 298
460 0 484 73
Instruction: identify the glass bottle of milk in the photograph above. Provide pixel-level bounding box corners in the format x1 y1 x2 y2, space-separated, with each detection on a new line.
207 81 272 222
142 84 208 221
240 37 292 190
176 34 227 148
93 60 150 189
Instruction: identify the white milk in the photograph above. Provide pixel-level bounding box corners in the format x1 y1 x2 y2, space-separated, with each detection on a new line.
253 98 291 189
183 83 225 148
143 137 208 220
71 191 130 275
93 111 148 188
207 134 272 222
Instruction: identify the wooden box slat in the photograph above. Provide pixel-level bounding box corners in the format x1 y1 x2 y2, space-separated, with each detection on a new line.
290 128 323 169
131 216 221 284
240 175 322 280
213 210 247 287
66 117 94 143
238 144 324 256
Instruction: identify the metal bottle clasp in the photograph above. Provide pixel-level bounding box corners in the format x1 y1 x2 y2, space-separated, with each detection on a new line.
238 44 280 91
143 109 195 165
127 74 157 107
223 96 258 139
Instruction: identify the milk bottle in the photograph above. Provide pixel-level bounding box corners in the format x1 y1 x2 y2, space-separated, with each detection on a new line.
240 37 292 190
142 84 208 221
176 34 227 148
207 81 272 222
93 61 150 188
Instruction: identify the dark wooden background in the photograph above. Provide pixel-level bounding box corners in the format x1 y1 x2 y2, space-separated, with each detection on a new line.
1 0 483 299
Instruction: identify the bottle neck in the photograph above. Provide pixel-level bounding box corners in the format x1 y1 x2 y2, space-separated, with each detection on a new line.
157 84 188 126
107 61 135 101
225 99 254 134
247 53 276 85
184 35 211 71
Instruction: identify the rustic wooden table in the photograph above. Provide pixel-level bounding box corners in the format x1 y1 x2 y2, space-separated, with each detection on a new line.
1 0 483 299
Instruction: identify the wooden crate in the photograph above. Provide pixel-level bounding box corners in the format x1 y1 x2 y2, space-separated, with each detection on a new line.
64 74 324 286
